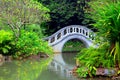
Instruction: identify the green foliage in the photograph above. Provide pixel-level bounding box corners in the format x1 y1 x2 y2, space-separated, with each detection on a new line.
14 30 53 58
76 1 120 77
25 24 44 38
110 41 120 67
63 40 85 52
76 42 114 77
118 70 120 74
0 0 52 58
0 30 14 55
38 0 91 35
89 0 120 42
89 0 120 68
0 0 50 38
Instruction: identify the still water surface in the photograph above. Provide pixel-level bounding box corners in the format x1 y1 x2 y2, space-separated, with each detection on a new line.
0 53 112 80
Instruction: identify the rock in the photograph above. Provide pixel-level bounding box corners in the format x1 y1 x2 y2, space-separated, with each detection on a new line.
96 68 105 75
0 54 5 66
96 68 115 76
40 54 49 58
4 56 12 62
104 68 115 76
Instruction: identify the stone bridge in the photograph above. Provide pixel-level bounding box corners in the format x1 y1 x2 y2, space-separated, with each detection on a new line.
44 25 95 52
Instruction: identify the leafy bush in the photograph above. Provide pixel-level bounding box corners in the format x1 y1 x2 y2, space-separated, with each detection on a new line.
89 0 120 68
25 24 44 38
76 42 114 77
0 30 14 55
14 30 53 58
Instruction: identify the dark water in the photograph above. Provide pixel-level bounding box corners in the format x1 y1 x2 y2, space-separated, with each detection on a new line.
0 53 112 80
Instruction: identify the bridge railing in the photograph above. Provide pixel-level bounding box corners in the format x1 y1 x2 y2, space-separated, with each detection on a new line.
44 25 95 46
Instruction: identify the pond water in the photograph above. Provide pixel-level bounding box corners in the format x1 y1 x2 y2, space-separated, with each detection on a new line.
38 52 78 80
0 53 112 80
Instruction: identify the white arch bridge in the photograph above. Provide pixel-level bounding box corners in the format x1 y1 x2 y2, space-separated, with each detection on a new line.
44 25 95 52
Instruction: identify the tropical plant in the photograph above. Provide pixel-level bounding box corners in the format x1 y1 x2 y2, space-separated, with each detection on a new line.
76 42 114 77
0 30 14 55
89 0 120 68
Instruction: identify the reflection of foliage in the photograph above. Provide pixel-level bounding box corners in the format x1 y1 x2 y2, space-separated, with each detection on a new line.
0 58 52 80
76 42 114 77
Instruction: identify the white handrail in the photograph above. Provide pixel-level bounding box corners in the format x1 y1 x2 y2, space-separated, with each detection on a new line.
44 25 95 46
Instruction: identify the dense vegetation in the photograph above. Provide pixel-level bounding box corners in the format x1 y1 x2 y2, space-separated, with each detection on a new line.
0 0 120 78
38 0 92 35
0 0 53 58
76 0 120 77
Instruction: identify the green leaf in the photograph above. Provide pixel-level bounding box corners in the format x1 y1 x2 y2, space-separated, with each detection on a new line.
2 48 8 53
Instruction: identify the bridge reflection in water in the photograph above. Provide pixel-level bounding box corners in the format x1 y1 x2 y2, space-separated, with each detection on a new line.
48 53 77 79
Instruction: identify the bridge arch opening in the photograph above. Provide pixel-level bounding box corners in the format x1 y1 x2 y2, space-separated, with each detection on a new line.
62 38 86 66
62 38 86 52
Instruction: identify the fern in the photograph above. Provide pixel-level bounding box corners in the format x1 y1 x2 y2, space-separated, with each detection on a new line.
76 42 114 77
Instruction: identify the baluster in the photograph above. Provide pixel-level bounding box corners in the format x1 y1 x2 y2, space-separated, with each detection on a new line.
74 27 76 33
75 27 77 32
61 30 63 38
48 38 51 43
60 31 63 38
66 28 68 34
55 35 57 42
72 27 74 33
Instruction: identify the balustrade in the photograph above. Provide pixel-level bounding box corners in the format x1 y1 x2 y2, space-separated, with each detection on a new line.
45 25 94 45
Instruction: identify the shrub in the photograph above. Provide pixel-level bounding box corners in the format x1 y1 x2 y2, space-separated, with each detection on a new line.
25 24 44 38
89 0 120 68
14 30 53 58
0 30 14 55
76 42 114 77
